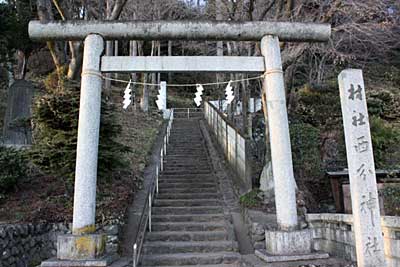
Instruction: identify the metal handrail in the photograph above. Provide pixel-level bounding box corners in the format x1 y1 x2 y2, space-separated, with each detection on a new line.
173 108 203 119
132 109 174 267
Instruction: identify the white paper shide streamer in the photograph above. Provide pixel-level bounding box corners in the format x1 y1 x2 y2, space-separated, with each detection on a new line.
123 79 132 109
194 84 204 107
225 80 234 104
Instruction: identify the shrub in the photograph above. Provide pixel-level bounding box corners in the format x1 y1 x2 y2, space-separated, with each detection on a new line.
380 184 400 216
0 146 28 193
290 122 323 180
29 78 130 190
370 116 400 169
239 189 262 208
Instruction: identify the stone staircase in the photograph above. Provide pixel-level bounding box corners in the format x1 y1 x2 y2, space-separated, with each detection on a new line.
139 119 241 267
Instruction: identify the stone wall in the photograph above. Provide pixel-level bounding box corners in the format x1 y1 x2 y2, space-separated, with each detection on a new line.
0 223 69 267
0 222 120 267
307 213 400 267
204 101 252 192
243 208 281 252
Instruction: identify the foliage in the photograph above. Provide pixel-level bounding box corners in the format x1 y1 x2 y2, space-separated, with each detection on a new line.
370 116 400 169
239 189 262 208
367 90 400 121
292 85 342 128
0 147 28 193
29 77 130 190
0 0 34 62
379 185 400 216
290 122 323 180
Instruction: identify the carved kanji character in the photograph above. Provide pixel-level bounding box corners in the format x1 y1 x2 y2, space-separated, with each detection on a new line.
354 136 369 153
352 112 366 127
348 84 363 100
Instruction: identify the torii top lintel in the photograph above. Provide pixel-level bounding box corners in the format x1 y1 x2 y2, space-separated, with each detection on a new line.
28 20 331 42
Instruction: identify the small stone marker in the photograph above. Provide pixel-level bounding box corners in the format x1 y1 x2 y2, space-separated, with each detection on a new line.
338 69 386 267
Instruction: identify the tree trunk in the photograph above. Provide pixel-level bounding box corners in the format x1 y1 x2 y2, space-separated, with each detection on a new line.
138 41 148 112
216 0 224 108
261 84 271 164
104 41 114 90
16 50 27 80
114 40 119 80
7 61 14 88
38 0 64 77
168 41 172 82
129 40 138 82
67 42 82 80
226 42 233 120
157 41 161 84
140 74 149 112
241 75 248 135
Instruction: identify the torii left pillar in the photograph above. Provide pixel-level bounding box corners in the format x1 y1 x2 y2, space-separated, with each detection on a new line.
43 34 111 266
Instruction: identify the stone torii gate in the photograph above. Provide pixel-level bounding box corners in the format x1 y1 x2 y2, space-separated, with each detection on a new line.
29 20 331 264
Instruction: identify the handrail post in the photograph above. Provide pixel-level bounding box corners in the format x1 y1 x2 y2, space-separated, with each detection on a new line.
187 108 190 119
133 243 137 267
148 194 152 232
164 136 167 156
156 166 159 194
160 150 164 171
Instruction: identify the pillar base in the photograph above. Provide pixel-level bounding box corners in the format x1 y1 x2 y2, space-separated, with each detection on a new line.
255 249 329 263
56 234 107 260
265 229 312 255
41 256 116 267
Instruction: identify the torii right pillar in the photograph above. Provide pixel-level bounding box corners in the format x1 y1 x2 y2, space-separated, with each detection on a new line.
260 35 315 258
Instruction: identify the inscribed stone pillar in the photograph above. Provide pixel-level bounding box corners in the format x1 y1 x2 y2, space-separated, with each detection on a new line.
72 34 104 234
338 69 386 267
261 35 298 230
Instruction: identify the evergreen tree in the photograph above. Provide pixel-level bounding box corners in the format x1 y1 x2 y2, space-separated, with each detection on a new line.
29 77 130 192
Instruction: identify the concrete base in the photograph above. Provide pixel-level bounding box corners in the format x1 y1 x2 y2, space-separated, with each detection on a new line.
255 249 329 263
41 255 117 267
265 229 311 255
57 234 106 260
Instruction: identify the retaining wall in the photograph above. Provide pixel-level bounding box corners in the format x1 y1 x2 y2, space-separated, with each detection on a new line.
204 101 251 191
0 222 119 267
0 223 68 267
307 213 400 267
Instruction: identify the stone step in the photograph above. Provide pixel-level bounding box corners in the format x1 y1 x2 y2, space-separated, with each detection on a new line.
151 221 226 232
157 193 220 199
152 206 223 215
154 199 221 207
158 179 216 184
165 155 207 158
162 164 210 168
160 174 214 179
167 153 205 156
168 140 203 143
152 214 225 223
158 183 217 190
143 241 239 254
164 158 208 163
162 168 212 173
164 156 207 160
141 264 238 267
165 155 207 159
140 252 241 266
164 159 209 163
166 151 206 154
162 170 213 175
167 147 205 151
145 230 230 242
158 187 218 194
169 137 202 139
